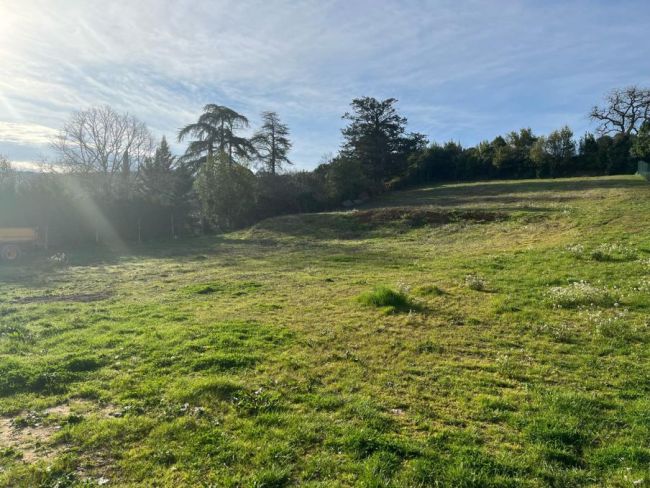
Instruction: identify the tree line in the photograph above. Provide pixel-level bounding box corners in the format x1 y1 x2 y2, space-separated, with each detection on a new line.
1 86 649 248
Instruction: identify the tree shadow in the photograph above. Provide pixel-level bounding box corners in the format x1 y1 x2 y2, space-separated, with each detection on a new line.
371 176 646 209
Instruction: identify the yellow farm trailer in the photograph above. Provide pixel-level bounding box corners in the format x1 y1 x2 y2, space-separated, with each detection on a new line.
0 228 39 261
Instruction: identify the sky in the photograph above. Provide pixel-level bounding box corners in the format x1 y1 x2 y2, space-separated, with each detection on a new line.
1 0 649 171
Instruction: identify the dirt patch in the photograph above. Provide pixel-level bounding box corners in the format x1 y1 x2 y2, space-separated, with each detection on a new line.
0 416 61 462
13 291 112 304
354 208 507 227
45 399 120 418
0 401 120 464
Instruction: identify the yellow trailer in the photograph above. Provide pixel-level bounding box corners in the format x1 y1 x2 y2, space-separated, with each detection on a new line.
0 228 39 261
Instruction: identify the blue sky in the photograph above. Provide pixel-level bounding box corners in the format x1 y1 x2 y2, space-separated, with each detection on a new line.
1 0 649 170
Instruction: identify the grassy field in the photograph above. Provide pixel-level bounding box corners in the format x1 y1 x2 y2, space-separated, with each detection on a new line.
1 175 649 487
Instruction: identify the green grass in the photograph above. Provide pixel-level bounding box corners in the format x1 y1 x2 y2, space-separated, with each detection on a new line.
357 286 415 313
0 175 649 487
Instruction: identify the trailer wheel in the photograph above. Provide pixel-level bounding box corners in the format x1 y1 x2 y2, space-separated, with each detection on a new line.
1 244 21 261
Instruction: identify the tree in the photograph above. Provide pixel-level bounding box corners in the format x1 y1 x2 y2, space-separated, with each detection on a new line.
590 86 650 136
341 97 421 183
530 126 575 177
178 104 255 168
252 112 292 174
529 137 549 178
138 137 195 237
0 155 13 186
492 128 537 178
631 121 650 161
139 137 177 203
577 132 601 173
52 105 154 194
195 152 256 230
320 155 369 203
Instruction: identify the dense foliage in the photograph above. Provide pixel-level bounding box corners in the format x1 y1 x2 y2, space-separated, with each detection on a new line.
1 87 648 248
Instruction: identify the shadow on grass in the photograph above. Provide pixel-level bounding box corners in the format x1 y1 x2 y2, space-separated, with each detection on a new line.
370 175 646 209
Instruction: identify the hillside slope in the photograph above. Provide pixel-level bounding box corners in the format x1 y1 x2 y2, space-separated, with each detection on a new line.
1 176 649 487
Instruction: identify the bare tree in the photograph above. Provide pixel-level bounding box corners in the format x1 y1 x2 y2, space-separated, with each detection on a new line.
590 86 650 136
52 105 154 193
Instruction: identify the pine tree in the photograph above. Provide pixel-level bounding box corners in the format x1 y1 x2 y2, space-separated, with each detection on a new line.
252 112 293 174
139 136 177 204
178 104 255 169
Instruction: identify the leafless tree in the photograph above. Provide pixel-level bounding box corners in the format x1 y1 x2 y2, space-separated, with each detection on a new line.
590 86 650 136
52 105 154 194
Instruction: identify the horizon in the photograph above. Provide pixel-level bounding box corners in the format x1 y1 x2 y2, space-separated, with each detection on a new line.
1 0 649 171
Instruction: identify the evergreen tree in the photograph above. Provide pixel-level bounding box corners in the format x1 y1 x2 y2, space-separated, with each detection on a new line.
139 136 177 204
252 111 293 174
341 97 423 183
139 137 194 237
178 104 255 169
195 152 256 230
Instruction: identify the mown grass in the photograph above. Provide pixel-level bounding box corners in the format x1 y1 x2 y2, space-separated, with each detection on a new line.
0 175 649 487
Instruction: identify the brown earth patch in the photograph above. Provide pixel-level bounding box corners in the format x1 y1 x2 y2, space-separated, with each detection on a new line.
0 401 119 464
0 416 61 462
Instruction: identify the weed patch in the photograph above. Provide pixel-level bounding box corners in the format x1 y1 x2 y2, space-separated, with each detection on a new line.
547 281 616 308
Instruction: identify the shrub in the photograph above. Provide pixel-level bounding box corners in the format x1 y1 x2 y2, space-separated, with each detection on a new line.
357 286 414 313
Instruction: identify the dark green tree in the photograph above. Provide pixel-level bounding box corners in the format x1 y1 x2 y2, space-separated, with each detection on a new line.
578 132 601 173
195 151 256 230
631 121 650 161
530 126 575 177
341 97 424 183
491 128 537 178
139 137 194 237
139 137 177 202
321 155 369 203
178 104 255 168
252 111 293 174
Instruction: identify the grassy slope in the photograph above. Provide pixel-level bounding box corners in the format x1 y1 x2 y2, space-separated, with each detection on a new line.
0 175 649 487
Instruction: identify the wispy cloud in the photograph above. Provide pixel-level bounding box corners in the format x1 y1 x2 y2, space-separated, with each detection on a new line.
0 0 649 168
0 122 58 146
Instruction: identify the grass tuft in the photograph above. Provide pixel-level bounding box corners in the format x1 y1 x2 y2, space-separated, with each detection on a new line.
357 286 415 313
